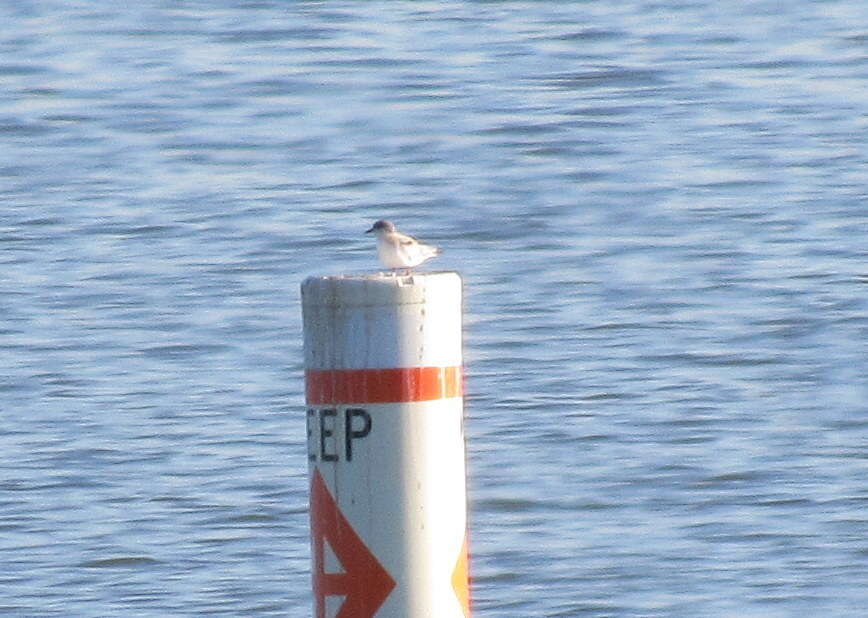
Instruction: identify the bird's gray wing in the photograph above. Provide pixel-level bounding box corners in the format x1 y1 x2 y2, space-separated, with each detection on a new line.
395 232 419 246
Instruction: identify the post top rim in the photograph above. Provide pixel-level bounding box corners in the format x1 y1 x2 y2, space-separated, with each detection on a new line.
301 271 462 306
303 270 460 283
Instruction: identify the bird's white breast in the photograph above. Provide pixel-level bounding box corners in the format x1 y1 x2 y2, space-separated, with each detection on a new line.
377 236 413 268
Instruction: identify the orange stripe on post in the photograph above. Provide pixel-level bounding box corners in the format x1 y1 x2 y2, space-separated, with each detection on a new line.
306 366 463 404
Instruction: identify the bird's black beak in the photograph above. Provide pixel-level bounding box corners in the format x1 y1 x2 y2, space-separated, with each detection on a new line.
365 226 374 234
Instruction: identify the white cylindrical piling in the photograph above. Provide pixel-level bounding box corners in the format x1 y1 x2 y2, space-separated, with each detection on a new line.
302 272 470 618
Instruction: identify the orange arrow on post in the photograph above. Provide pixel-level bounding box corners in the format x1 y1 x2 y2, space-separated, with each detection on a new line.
310 469 396 618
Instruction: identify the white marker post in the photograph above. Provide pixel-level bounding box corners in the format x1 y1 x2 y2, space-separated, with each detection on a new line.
302 272 470 618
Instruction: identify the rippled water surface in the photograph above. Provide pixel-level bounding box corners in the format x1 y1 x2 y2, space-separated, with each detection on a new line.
3 1 868 616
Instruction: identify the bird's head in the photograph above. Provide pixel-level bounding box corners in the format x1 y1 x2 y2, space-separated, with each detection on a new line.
365 220 396 235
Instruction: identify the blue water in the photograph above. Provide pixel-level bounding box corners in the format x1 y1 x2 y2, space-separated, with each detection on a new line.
2 1 868 616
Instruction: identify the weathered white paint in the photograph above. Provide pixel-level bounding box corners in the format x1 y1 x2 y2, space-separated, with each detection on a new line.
302 272 463 370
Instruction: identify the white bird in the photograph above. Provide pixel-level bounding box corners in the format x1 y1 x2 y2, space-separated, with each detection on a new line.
365 220 441 272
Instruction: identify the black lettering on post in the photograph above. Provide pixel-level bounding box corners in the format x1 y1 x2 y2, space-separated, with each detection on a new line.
306 408 317 461
344 408 372 462
319 408 338 462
